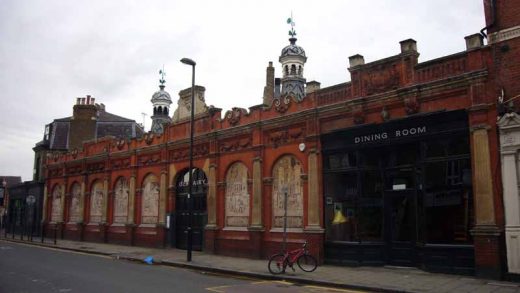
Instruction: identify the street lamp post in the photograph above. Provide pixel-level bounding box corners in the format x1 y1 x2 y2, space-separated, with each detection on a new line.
180 57 196 262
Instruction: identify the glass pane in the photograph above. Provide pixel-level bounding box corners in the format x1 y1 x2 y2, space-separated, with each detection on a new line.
389 196 413 241
358 170 383 241
422 158 473 244
324 172 357 241
326 152 357 170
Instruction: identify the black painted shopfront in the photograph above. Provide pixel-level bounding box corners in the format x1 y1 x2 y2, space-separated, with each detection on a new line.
322 110 475 274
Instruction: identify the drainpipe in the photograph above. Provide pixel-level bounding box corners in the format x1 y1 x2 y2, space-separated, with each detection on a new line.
480 0 496 39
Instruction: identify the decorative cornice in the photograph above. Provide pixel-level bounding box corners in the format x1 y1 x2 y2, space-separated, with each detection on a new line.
488 25 520 44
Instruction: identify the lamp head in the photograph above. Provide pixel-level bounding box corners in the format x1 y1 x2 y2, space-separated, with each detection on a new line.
180 58 196 66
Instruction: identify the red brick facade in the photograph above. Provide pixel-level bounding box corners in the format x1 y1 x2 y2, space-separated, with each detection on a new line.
43 0 520 278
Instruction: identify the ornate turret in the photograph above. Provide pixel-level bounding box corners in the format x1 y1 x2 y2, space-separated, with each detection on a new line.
150 68 172 134
279 16 307 102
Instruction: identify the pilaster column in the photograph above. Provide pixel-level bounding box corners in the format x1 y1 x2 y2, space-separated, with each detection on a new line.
502 151 520 274
207 164 217 227
41 187 48 222
472 128 496 225
250 157 263 228
60 185 66 223
159 170 167 224
128 174 136 224
306 149 322 230
79 181 85 223
102 178 109 223
470 126 501 278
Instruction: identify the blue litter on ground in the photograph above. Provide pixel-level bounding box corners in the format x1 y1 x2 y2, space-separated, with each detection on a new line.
144 256 153 264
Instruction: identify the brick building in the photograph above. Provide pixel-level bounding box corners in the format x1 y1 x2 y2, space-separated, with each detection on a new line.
43 0 519 279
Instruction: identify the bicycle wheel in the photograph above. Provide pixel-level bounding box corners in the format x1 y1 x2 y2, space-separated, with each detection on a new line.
297 254 317 272
268 253 286 274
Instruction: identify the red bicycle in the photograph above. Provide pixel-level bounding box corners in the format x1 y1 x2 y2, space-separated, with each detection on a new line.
268 241 318 274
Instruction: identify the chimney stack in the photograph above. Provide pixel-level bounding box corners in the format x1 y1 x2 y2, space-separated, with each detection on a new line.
465 34 484 50
400 39 417 54
306 81 321 94
263 61 275 106
348 54 365 68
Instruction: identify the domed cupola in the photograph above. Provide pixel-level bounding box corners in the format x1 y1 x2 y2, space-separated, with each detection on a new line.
150 68 172 134
279 16 307 102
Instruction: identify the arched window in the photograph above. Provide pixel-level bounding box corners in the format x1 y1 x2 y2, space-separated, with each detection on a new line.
163 107 168 115
298 66 302 76
113 177 129 224
272 155 303 228
90 180 104 223
68 183 81 223
51 184 63 223
142 174 159 224
290 64 296 75
285 65 289 76
225 162 249 227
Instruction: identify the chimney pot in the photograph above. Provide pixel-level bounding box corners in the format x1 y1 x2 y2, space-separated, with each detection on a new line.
76 98 81 105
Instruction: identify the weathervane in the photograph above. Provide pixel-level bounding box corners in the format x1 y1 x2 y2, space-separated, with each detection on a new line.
287 12 296 38
159 65 166 85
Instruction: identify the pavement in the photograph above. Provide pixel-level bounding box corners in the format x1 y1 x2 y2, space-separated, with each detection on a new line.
1 233 519 293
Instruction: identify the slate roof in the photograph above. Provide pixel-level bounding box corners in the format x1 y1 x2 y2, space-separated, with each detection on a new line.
0 176 22 186
41 107 142 151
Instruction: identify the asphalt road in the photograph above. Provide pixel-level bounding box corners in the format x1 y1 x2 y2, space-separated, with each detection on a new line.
0 241 367 293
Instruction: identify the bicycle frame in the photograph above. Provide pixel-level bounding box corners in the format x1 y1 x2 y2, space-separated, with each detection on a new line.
285 246 306 265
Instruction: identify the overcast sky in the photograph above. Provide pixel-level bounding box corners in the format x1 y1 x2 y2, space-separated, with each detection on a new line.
0 0 485 181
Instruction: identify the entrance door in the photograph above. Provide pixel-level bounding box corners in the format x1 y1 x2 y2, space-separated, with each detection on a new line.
383 162 418 266
385 190 416 266
175 168 207 251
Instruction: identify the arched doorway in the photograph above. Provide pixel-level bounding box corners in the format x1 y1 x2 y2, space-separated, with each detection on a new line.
175 168 208 250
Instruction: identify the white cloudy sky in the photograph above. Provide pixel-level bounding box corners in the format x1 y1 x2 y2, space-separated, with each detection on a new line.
0 0 485 181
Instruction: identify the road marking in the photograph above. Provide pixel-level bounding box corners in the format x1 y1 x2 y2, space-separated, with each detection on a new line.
206 281 369 293
304 285 366 292
206 285 230 292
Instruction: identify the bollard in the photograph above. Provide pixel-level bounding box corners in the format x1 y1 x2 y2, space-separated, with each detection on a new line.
53 225 57 245
11 220 15 239
30 223 33 242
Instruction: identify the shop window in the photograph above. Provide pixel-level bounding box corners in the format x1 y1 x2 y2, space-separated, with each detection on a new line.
385 144 417 167
326 152 356 170
360 148 380 168
324 172 358 241
421 159 473 244
358 170 383 241
424 136 469 158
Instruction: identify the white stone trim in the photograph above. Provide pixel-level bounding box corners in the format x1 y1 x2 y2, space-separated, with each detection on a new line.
222 226 248 231
488 25 520 44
